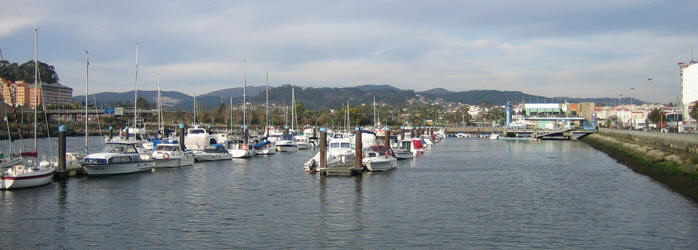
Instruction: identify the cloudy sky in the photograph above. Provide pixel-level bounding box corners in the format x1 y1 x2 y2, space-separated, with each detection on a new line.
1 0 696 103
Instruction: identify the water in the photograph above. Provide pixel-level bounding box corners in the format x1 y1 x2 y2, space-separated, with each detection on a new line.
2 137 698 248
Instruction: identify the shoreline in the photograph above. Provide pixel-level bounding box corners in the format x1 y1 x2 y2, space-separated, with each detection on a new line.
582 133 698 203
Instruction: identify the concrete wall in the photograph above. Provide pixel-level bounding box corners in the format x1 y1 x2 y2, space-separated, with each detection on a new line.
599 128 698 152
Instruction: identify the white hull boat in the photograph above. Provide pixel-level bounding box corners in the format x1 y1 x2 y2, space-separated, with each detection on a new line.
84 161 152 176
83 142 153 176
394 150 414 160
151 143 195 168
1 163 55 189
193 151 232 161
229 145 255 158
363 156 396 171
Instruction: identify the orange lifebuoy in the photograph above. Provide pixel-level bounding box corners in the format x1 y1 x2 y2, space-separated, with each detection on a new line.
163 152 170 160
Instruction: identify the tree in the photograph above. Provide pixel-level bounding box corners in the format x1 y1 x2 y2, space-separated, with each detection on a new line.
647 108 665 124
692 105 698 121
17 61 60 84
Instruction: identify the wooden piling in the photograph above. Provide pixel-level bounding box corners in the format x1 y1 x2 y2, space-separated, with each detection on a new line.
178 124 185 150
108 126 113 141
55 125 67 179
354 128 363 173
320 128 327 170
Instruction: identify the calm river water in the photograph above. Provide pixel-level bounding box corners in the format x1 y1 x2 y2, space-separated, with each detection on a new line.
1 137 698 248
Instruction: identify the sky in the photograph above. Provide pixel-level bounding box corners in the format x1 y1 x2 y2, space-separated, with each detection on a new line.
1 0 697 103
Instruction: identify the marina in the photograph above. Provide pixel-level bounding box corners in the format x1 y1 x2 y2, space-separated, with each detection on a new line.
1 136 698 248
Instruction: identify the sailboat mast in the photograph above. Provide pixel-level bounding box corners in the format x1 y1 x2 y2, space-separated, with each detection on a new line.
291 86 295 131
85 50 89 154
134 42 139 129
373 96 376 127
243 59 247 128
193 94 196 124
33 27 38 151
265 72 269 127
157 73 162 134
229 96 233 132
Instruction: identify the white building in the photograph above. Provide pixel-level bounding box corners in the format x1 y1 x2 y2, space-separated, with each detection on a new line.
680 61 698 121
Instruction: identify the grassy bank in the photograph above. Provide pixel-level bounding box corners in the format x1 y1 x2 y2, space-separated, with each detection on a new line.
582 134 698 202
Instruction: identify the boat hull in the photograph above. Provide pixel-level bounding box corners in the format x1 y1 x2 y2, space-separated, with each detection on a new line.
84 162 152 176
230 149 254 158
363 158 396 172
296 143 312 150
1 169 54 189
194 153 232 162
153 157 194 168
276 145 298 152
255 147 276 155
395 151 413 160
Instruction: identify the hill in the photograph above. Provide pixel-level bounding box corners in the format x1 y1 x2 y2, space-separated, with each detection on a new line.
75 84 646 111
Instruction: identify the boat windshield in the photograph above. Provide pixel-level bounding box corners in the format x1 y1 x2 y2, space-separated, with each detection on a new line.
281 134 294 140
189 129 206 134
104 144 137 153
204 146 227 153
156 145 177 151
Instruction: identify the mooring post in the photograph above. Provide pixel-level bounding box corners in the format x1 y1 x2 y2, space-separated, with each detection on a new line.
108 126 113 141
178 124 185 150
355 128 363 170
124 126 130 140
320 128 327 170
400 126 405 141
58 125 66 173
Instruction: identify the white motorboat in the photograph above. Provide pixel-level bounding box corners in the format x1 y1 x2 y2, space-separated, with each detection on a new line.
362 150 396 172
229 143 255 158
276 133 298 152
295 135 312 150
151 143 194 168
393 141 414 160
185 125 219 151
193 144 232 162
304 137 354 173
253 137 276 155
399 139 424 156
1 160 55 190
83 142 153 176
455 132 470 138
489 133 500 140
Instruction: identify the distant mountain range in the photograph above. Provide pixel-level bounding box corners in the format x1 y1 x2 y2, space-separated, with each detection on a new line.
74 84 646 111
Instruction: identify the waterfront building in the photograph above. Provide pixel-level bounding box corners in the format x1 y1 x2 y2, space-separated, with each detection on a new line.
679 61 698 121
0 78 31 106
28 82 73 108
1 78 72 107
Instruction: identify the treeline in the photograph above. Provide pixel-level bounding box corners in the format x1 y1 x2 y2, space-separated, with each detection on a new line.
0 60 60 84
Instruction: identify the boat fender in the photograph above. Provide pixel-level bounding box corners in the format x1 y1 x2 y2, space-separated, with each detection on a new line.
163 153 170 160
242 144 248 150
